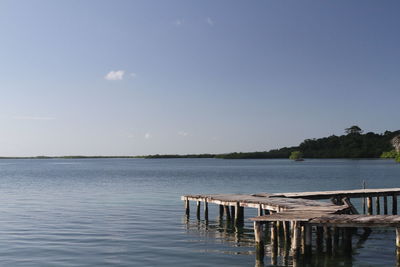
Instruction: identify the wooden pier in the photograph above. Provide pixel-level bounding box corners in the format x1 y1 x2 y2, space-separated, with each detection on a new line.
182 188 400 264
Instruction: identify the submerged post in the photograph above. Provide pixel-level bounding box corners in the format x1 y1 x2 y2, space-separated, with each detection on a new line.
384 196 388 215
185 198 190 216
396 228 400 265
224 205 231 221
304 223 312 255
196 201 201 220
362 180 366 214
324 225 332 253
367 197 373 215
230 206 235 220
204 200 209 221
316 226 323 252
235 202 244 226
375 197 380 215
219 205 224 218
254 221 264 262
291 221 301 256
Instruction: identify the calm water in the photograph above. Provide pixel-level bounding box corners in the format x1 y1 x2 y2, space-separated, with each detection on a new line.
0 158 399 266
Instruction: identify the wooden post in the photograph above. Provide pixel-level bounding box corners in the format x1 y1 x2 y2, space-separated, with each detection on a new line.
362 180 366 214
185 198 190 216
271 222 278 248
367 196 373 215
316 226 323 252
196 201 201 220
396 228 400 266
375 197 380 215
204 200 208 221
396 227 400 248
271 222 278 266
393 195 398 215
254 221 264 262
291 221 301 256
384 196 388 215
324 225 332 253
283 221 290 241
342 228 352 256
235 202 244 226
304 223 312 255
332 227 339 255
219 205 224 218
230 206 235 220
258 204 263 216
224 205 231 221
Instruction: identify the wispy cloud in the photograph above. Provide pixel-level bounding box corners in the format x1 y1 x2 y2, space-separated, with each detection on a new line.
104 70 125 81
178 131 189 137
144 133 151 139
174 19 184 26
13 116 55 121
206 17 214 26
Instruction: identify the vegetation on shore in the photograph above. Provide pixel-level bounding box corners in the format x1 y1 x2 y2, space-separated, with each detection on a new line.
144 126 400 160
1 126 399 161
289 151 303 160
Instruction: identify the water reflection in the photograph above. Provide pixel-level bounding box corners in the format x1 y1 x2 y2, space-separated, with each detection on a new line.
183 215 398 266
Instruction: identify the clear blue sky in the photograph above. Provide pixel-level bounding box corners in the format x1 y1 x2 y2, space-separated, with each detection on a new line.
0 0 399 156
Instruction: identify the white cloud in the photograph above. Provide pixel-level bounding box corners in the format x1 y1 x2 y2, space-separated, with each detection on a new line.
104 70 125 81
178 131 189 137
14 116 55 121
174 19 184 26
206 17 214 26
144 133 151 139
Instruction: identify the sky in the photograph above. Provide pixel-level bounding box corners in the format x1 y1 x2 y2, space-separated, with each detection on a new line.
0 0 399 156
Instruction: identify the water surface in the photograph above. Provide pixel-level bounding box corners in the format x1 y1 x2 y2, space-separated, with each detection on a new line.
0 158 398 266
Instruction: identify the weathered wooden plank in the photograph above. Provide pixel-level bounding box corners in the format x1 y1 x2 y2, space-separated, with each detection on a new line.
269 188 400 199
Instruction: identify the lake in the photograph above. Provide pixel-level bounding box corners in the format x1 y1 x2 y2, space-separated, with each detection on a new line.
0 158 398 266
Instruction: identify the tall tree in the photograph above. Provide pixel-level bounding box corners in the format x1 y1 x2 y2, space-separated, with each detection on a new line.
345 125 363 135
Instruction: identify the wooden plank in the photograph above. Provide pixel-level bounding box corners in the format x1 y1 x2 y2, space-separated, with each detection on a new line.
269 187 400 199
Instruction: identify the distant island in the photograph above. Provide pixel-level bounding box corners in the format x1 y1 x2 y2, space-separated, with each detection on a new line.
1 126 399 161
143 126 400 160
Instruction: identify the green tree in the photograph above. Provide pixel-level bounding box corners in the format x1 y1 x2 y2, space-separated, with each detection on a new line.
289 151 303 160
345 125 363 135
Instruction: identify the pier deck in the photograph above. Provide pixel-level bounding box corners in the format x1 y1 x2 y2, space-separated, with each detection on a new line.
182 187 400 264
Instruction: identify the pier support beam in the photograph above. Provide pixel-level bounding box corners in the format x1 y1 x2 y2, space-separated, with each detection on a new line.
204 200 208 221
271 222 278 248
230 206 235 220
254 222 264 262
367 197 373 215
316 226 323 252
224 205 231 221
375 197 380 215
384 196 388 215
396 228 400 265
235 202 244 226
185 198 190 216
304 223 312 255
393 195 398 215
342 228 353 256
324 225 332 253
219 205 224 218
258 204 263 216
196 201 201 220
291 221 301 256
